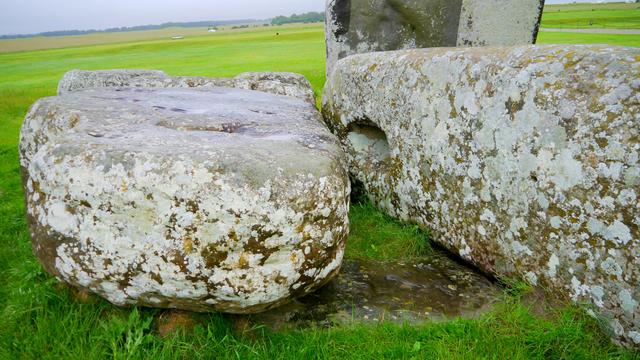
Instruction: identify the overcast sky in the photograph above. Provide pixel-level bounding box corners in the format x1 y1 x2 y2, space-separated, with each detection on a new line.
0 0 622 36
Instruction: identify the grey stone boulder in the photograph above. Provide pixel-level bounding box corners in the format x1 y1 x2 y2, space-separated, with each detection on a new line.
58 69 317 105
325 0 545 75
322 45 640 347
20 86 350 313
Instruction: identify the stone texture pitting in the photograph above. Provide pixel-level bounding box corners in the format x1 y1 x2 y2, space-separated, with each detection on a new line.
322 45 640 347
325 0 545 75
58 69 317 105
20 86 350 313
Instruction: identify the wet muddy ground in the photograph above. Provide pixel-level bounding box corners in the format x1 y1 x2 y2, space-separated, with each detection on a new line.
246 250 503 330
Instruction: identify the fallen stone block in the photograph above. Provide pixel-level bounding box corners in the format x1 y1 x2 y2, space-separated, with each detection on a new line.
57 69 317 105
20 85 350 313
325 0 545 75
322 45 640 347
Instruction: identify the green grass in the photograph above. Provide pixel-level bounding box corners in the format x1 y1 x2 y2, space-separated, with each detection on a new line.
1 22 639 359
538 31 640 47
541 3 640 29
0 24 326 145
2 285 634 359
347 202 431 262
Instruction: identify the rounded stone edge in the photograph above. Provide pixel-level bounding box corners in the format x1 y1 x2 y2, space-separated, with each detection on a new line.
57 69 317 104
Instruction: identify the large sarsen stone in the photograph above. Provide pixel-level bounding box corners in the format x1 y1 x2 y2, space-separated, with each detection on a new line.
322 45 640 347
20 86 350 313
325 0 545 75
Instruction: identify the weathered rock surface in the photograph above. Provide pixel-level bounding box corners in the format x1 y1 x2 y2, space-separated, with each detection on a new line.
322 45 640 347
20 86 350 313
58 70 317 105
325 0 545 75
245 252 502 329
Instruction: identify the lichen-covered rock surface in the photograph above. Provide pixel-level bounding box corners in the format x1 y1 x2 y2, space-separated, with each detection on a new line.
325 0 545 75
20 86 350 313
57 69 317 105
322 45 640 347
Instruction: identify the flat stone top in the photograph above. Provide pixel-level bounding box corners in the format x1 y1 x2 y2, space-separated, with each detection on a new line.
25 87 342 185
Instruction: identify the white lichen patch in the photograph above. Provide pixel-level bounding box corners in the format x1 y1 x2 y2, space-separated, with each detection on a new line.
457 0 543 47
20 85 350 314
322 45 640 347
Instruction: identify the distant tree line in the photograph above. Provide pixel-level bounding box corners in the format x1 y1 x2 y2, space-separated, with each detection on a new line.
1 11 326 40
271 12 325 26
0 19 259 40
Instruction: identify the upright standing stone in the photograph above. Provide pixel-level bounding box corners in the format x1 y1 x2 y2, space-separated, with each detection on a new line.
325 0 545 75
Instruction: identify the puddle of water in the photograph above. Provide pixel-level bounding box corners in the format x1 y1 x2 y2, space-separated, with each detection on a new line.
246 251 503 330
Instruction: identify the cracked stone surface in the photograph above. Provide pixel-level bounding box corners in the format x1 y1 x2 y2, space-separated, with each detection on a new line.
20 86 350 313
243 252 502 329
325 0 545 75
58 69 317 105
322 45 640 347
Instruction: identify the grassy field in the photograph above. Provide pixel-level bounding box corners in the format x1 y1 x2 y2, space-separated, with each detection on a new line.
1 11 640 360
0 23 293 54
1 2 638 54
0 25 326 145
541 2 640 29
537 31 640 47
